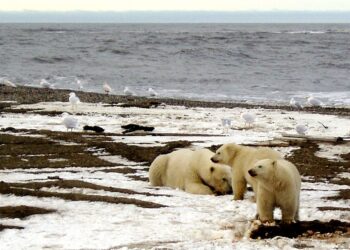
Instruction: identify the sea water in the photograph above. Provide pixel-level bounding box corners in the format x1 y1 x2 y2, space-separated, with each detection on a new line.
0 23 349 105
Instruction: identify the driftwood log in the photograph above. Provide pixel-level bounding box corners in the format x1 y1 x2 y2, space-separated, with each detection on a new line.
279 133 350 143
250 220 350 239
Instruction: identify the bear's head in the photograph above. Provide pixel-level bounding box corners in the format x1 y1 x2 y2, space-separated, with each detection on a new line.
211 143 240 165
204 163 232 195
248 159 276 181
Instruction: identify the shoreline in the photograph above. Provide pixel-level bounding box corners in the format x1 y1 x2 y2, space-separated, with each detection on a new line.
1 85 350 117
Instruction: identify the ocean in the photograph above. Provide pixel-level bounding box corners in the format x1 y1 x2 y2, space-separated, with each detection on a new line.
0 23 349 105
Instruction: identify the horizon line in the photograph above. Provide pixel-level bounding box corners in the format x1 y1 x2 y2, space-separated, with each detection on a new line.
2 10 350 12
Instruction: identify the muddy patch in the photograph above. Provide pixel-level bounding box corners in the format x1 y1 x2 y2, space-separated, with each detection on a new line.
0 182 166 209
0 205 55 219
7 179 170 197
250 220 350 239
285 141 350 200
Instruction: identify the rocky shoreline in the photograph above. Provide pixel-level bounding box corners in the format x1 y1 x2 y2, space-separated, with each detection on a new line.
1 85 350 116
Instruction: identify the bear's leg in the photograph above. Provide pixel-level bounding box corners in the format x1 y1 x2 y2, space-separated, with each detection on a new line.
249 181 258 202
257 190 274 223
280 201 297 224
294 195 300 221
185 183 214 195
233 174 247 200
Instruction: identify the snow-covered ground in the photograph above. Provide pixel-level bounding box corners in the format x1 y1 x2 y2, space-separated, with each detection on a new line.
0 102 349 249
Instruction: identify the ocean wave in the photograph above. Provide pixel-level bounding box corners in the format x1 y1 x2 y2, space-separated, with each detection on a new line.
173 47 255 60
32 56 75 64
317 62 350 69
23 28 73 33
283 30 327 34
97 47 131 55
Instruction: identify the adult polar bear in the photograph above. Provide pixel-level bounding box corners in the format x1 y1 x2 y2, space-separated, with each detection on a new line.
149 148 232 195
248 159 301 223
211 143 281 200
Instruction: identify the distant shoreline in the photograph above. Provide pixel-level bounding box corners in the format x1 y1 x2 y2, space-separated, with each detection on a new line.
1 85 349 117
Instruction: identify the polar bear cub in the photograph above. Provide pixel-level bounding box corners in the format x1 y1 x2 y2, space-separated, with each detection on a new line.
149 148 232 195
248 159 301 223
211 143 282 200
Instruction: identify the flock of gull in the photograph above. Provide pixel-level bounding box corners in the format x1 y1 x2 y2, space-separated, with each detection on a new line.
1 78 327 136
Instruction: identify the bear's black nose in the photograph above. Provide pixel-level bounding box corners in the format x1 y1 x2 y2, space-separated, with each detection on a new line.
211 157 218 163
248 169 257 177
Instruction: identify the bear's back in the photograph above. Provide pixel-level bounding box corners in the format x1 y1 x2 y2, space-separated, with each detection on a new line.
255 147 282 160
165 148 195 188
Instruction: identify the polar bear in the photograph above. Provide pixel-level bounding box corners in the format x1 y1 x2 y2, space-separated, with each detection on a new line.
211 143 281 200
149 148 232 195
248 159 301 223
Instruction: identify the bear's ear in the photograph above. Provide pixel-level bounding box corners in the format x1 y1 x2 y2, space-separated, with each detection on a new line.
210 166 215 172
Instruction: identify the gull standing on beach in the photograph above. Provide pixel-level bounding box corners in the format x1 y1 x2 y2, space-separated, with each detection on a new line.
307 96 322 107
221 118 232 134
62 113 79 131
124 86 135 96
103 82 112 94
290 97 303 109
241 112 255 128
69 92 80 112
148 87 158 97
40 79 53 89
296 124 307 135
76 79 84 90
1 79 16 87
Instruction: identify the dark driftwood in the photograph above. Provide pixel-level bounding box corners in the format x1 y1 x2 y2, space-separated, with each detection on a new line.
0 224 24 231
250 220 350 239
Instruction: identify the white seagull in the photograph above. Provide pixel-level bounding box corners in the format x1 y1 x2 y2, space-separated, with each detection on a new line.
148 87 158 97
221 118 232 134
69 92 80 111
103 82 112 94
307 96 322 107
290 97 303 109
241 112 255 128
2 79 16 87
123 86 135 96
62 114 79 131
76 79 84 90
296 124 307 135
40 79 53 88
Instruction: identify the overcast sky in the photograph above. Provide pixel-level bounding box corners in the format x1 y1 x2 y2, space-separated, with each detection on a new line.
2 0 350 11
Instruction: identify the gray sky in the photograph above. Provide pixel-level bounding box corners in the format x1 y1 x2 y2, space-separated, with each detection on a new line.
2 0 350 11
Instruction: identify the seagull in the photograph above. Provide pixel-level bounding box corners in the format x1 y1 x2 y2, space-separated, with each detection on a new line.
2 79 16 87
290 97 303 109
76 79 84 90
307 96 322 107
296 124 307 135
148 87 158 97
123 86 135 96
40 79 53 88
69 92 80 111
103 82 112 94
221 118 232 134
62 115 79 131
241 112 255 128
